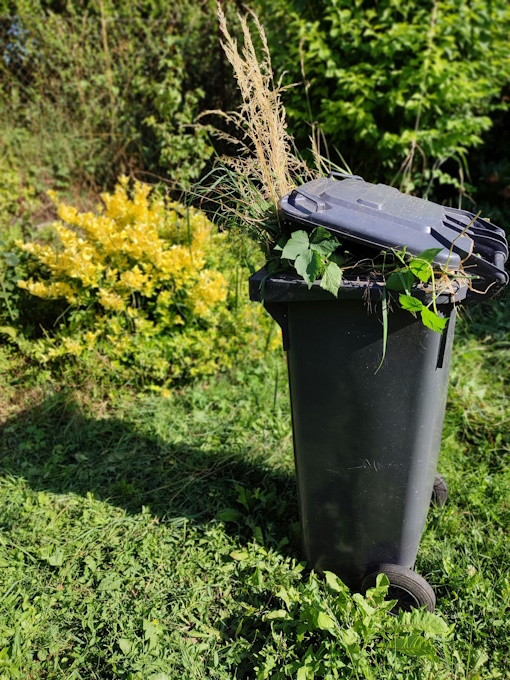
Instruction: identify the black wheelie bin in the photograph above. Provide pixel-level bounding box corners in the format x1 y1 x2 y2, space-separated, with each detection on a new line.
249 174 508 611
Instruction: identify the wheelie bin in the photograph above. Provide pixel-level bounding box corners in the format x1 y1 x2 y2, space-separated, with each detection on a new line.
249 174 508 611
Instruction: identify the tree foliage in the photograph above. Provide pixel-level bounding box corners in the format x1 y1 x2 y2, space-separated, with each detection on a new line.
254 0 510 196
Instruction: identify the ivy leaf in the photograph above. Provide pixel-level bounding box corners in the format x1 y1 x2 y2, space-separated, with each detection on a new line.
416 247 443 263
281 230 310 261
409 257 433 283
295 249 322 288
385 269 415 291
420 307 448 333
320 261 342 297
399 294 424 313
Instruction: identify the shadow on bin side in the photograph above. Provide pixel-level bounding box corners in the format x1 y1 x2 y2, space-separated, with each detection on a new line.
249 175 509 611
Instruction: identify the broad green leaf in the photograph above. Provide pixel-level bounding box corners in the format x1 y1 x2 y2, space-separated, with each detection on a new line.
309 228 340 256
329 251 346 267
98 575 121 590
316 611 337 631
324 570 348 594
309 226 332 243
295 249 322 289
216 508 242 522
399 294 424 312
353 593 376 616
320 261 342 297
342 628 359 647
118 638 132 655
365 573 390 604
3 252 19 267
296 666 308 680
265 609 291 620
409 257 433 283
416 247 443 263
310 238 338 257
385 269 415 291
47 547 64 567
399 609 450 636
0 326 17 339
281 230 310 261
420 307 448 333
230 550 249 561
394 634 437 658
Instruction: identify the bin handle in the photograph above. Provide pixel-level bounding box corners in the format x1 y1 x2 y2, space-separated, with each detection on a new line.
328 171 364 181
291 188 327 212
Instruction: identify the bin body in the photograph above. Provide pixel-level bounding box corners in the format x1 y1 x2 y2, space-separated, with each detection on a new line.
252 272 457 591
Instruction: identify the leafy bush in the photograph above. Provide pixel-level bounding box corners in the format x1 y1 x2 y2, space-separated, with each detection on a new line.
0 1 218 190
254 0 510 197
13 178 277 387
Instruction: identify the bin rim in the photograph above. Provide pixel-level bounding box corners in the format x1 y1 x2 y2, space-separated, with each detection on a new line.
249 266 469 306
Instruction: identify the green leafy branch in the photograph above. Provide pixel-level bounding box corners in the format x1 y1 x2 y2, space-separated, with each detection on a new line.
385 247 448 333
274 234 456 334
275 227 344 297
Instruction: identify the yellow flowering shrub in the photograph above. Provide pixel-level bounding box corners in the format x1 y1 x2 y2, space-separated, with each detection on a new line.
16 177 279 385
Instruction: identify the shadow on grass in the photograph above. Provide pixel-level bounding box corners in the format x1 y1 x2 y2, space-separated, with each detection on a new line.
0 392 299 553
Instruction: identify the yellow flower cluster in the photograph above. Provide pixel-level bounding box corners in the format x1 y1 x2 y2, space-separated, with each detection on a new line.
16 177 277 385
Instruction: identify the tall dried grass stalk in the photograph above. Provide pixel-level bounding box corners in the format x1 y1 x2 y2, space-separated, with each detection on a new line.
200 3 312 243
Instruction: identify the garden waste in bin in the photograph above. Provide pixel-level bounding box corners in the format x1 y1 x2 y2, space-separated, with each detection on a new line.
250 174 508 611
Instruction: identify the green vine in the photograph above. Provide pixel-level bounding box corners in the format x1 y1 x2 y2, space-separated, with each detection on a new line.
273 228 463 334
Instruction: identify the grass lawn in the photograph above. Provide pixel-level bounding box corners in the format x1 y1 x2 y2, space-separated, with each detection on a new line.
0 294 509 679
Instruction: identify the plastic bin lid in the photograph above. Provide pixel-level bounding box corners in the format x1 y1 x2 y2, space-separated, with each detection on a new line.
279 173 509 288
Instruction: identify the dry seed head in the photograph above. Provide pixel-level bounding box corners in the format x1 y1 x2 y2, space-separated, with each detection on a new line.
215 2 311 213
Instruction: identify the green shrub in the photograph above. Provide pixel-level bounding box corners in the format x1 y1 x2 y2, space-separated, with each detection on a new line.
254 0 510 197
0 1 218 190
12 178 278 388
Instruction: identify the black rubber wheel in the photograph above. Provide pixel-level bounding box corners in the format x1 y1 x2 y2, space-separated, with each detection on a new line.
361 564 436 613
431 473 448 507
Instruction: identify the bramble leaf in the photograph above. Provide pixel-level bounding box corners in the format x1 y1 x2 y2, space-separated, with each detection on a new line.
399 294 424 312
386 269 415 291
416 247 443 263
329 251 346 267
421 307 448 333
295 249 322 288
320 261 342 297
309 227 340 256
309 226 332 243
310 239 339 257
409 257 433 283
281 230 309 260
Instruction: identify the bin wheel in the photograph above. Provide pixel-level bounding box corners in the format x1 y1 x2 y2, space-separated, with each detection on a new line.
361 564 436 613
431 473 448 507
